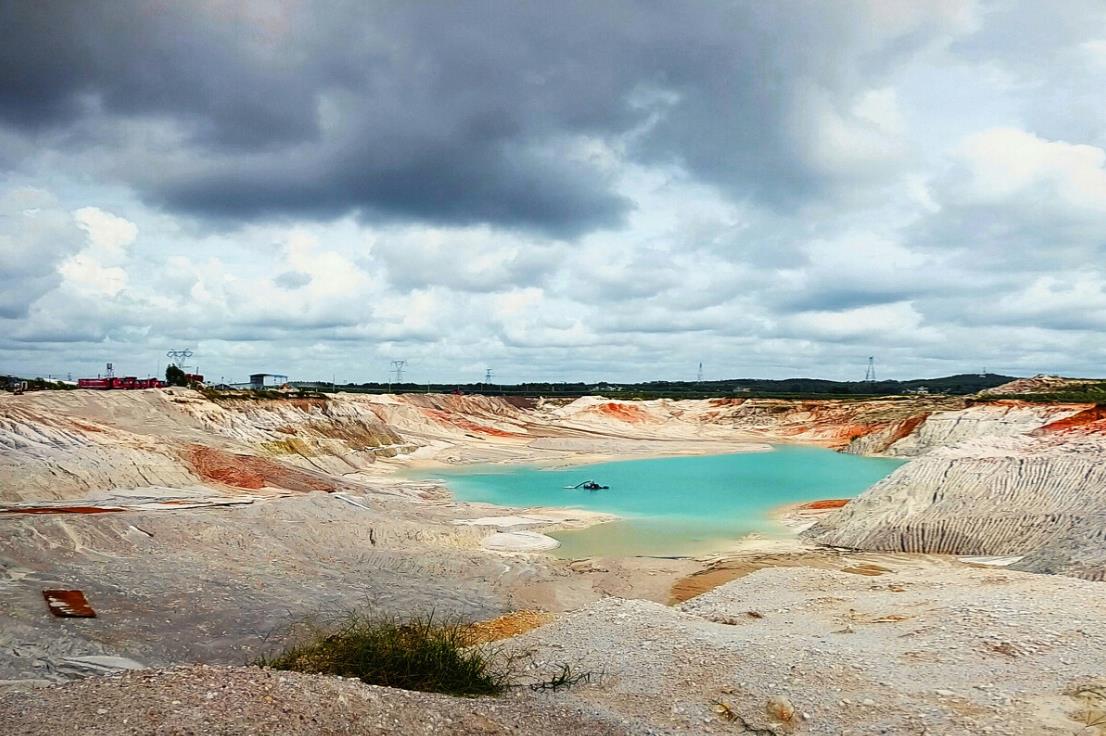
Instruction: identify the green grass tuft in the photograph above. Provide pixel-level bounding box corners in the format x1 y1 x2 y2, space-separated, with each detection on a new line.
255 613 514 697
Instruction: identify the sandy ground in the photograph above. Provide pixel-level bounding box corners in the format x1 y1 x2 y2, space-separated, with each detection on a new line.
3 389 1106 734
381 435 772 474
502 561 1106 735
0 486 708 686
0 665 636 735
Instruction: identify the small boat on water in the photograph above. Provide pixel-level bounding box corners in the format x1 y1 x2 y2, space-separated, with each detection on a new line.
573 480 609 491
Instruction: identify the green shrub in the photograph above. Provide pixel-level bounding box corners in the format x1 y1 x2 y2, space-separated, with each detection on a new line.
256 613 513 697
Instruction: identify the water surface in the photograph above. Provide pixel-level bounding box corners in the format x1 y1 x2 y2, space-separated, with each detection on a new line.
421 446 904 557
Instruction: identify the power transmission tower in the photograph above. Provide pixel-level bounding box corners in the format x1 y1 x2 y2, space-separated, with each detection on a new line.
166 348 194 372
864 356 876 382
484 368 494 386
390 360 407 385
696 361 703 383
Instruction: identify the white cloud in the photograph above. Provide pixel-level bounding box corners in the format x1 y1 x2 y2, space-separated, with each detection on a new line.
0 188 86 317
372 225 559 293
73 206 138 257
56 207 138 297
57 255 129 297
952 128 1106 211
796 85 909 181
781 301 939 344
1079 39 1106 70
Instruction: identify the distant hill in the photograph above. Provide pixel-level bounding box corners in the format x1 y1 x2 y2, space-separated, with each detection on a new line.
979 374 1106 403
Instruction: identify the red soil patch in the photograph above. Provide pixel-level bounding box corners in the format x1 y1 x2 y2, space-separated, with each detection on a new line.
886 413 929 444
821 414 927 450
183 445 335 492
420 408 518 437
795 498 850 510
835 425 874 442
465 610 554 643
822 414 928 449
2 506 123 515
592 402 651 423
1037 405 1106 434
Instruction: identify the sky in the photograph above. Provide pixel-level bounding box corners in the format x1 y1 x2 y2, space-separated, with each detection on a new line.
2 0 1106 385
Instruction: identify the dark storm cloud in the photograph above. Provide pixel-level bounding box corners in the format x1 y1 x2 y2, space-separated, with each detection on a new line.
0 1 320 144
0 1 962 234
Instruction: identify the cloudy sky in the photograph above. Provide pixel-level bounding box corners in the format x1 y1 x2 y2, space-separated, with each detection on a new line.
2 0 1105 384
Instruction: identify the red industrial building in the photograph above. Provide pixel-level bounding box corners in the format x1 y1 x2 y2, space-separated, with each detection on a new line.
77 358 203 390
77 376 164 390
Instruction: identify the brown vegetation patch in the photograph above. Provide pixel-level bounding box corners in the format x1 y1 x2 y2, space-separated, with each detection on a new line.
183 445 335 492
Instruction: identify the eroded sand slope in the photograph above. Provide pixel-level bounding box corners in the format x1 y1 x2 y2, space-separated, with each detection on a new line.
807 407 1106 580
3 389 1104 579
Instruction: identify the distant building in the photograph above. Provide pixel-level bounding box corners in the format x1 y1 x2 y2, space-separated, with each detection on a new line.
249 373 289 390
77 377 163 390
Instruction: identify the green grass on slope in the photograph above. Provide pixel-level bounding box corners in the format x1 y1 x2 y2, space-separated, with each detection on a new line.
256 613 512 697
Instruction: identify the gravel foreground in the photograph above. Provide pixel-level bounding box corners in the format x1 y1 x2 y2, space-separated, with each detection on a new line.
499 564 1106 735
0 665 635 736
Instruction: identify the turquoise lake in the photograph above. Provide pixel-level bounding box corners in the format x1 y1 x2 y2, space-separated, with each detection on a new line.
421 446 905 557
